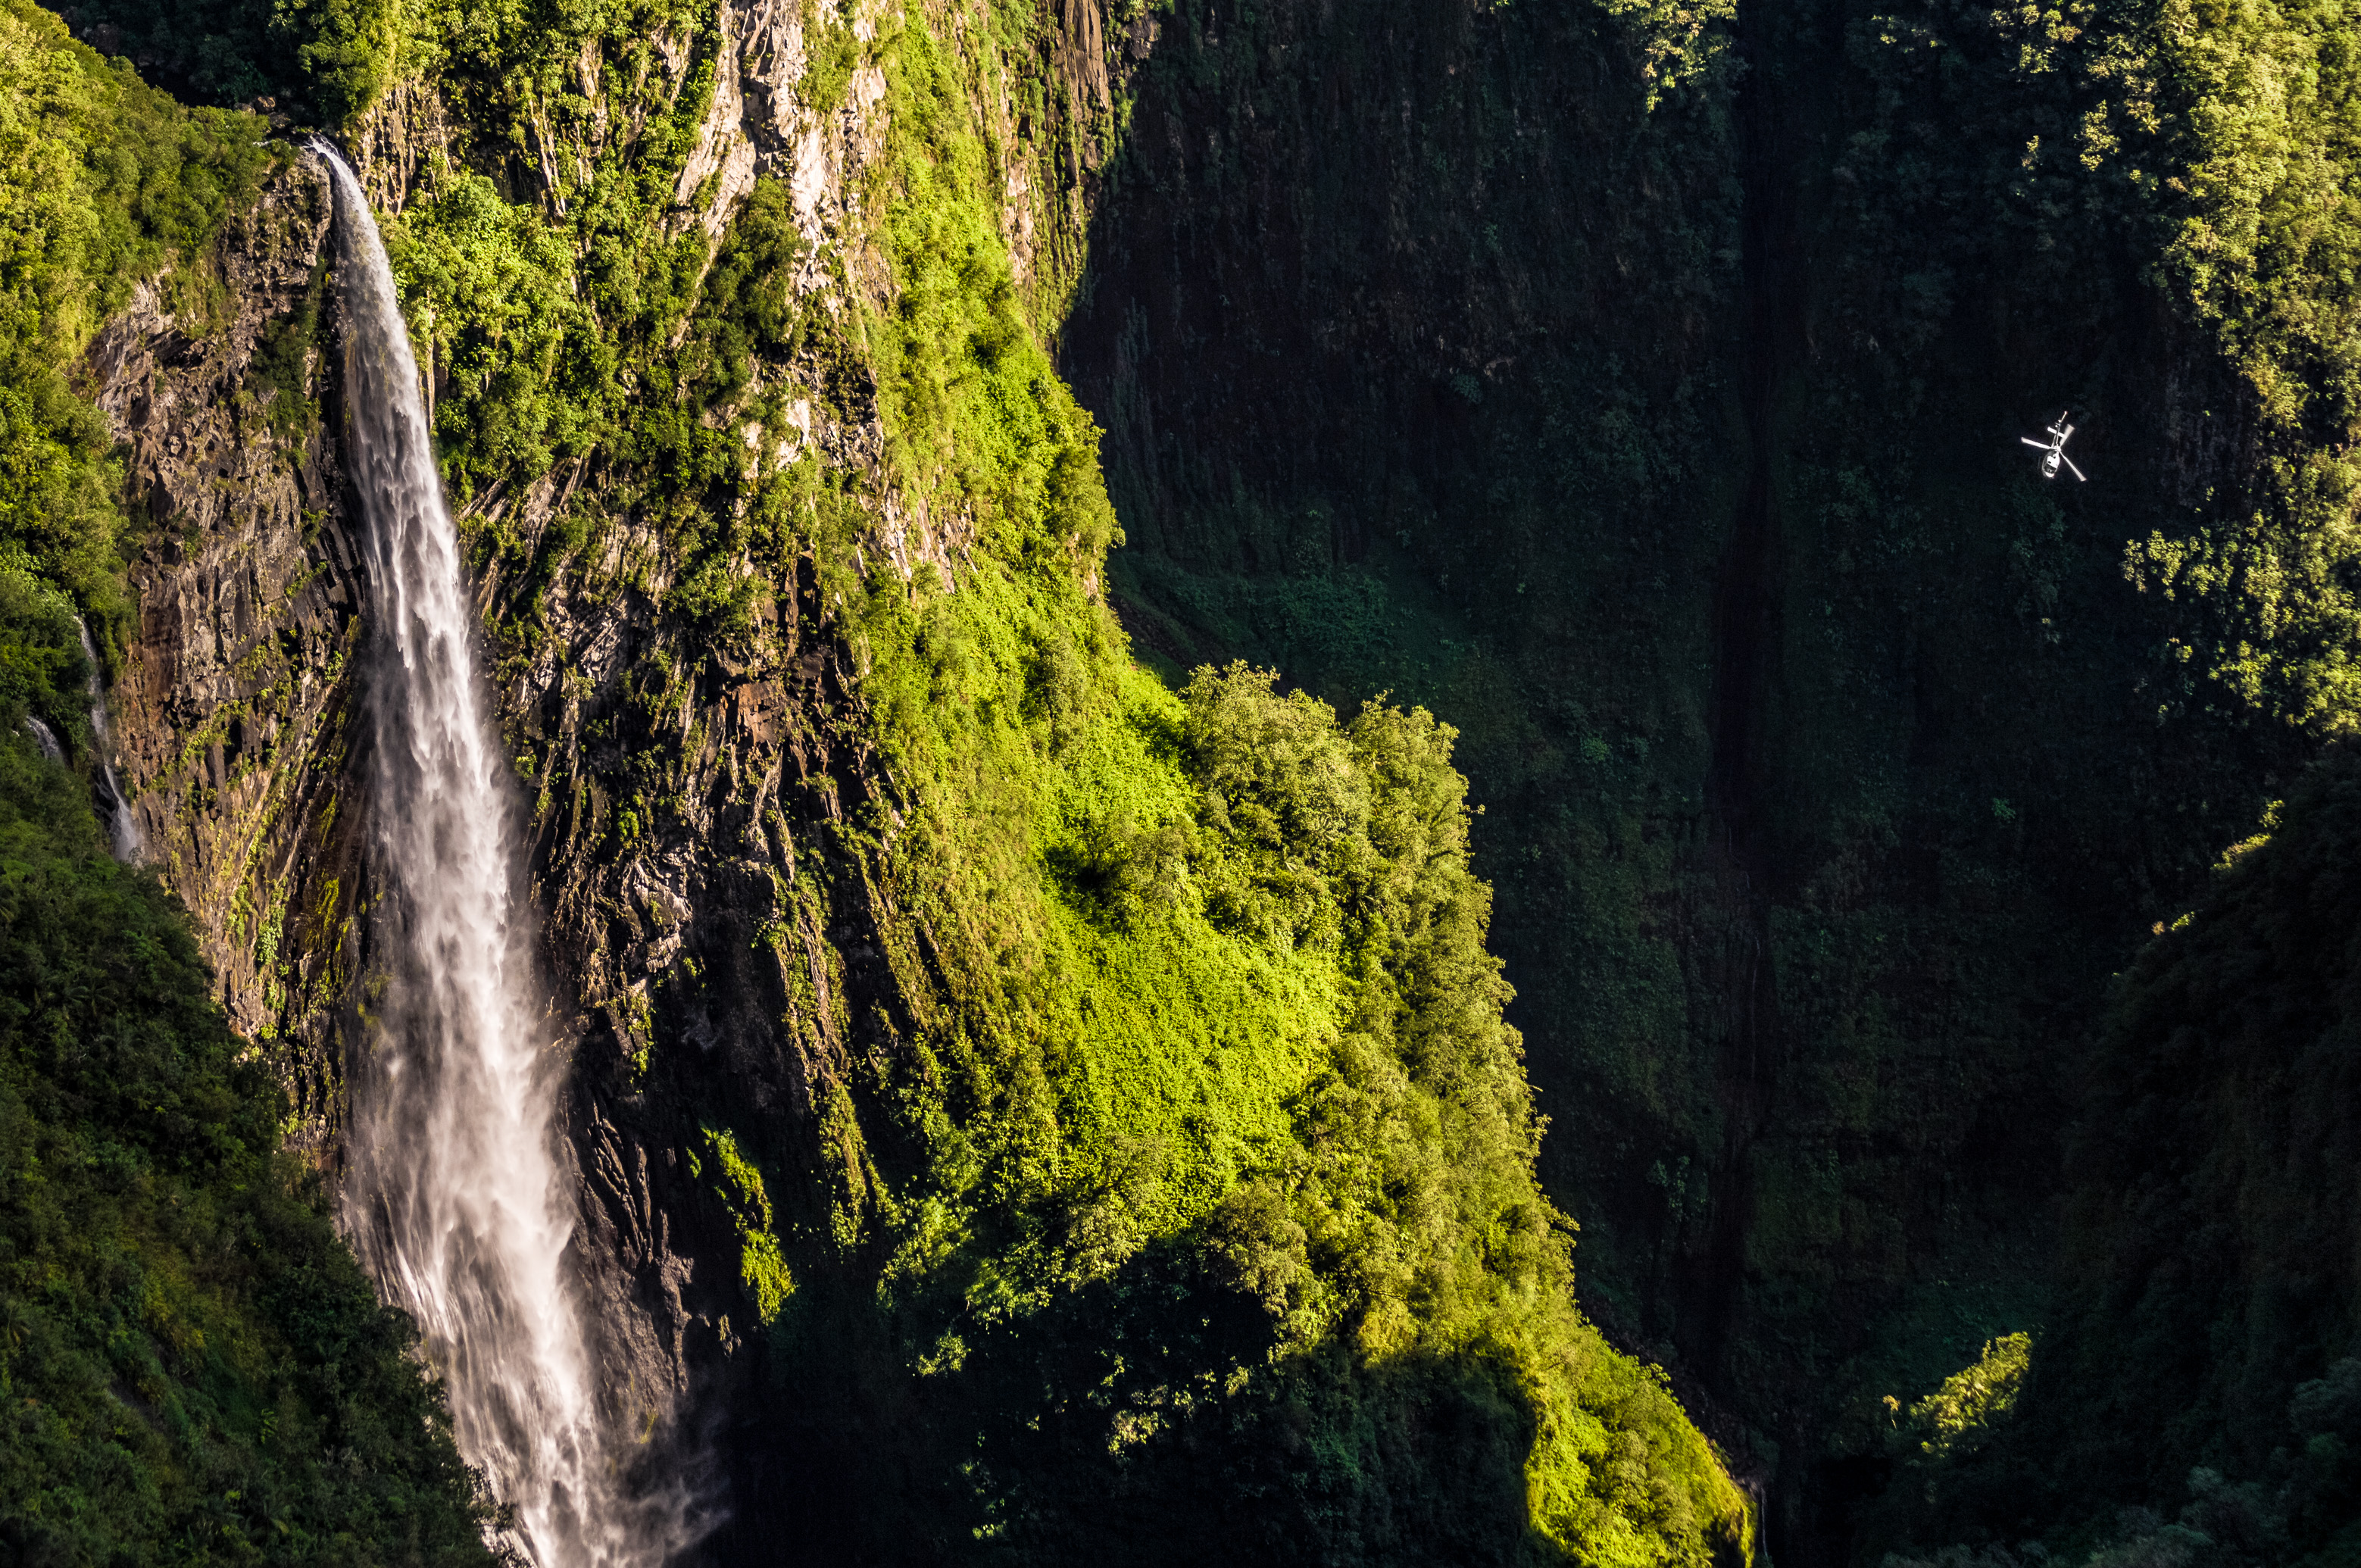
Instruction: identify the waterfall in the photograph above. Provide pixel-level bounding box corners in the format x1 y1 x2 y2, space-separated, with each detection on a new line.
75 619 141 858
314 142 684 1567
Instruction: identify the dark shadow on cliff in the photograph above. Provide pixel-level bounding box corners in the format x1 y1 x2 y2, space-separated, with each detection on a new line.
693 1236 1605 1567
1048 0 2310 1563
1854 746 2361 1564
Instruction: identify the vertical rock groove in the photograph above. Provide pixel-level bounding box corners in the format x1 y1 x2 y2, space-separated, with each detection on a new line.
1699 0 1791 1423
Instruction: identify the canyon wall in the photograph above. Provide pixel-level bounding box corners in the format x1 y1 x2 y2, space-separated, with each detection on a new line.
67 0 2356 1560
73 1 1754 1560
1048 0 2302 1555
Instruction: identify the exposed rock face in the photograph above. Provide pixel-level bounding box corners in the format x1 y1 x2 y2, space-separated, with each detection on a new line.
86 158 368 1153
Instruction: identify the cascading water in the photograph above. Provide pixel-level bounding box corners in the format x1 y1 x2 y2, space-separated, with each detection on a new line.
314 142 686 1566
23 716 62 764
75 618 141 859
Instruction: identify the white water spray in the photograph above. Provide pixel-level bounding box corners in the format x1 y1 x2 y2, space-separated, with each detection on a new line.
315 142 680 1567
75 618 141 859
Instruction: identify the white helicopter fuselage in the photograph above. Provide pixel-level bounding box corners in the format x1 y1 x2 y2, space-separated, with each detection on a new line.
2021 414 2085 482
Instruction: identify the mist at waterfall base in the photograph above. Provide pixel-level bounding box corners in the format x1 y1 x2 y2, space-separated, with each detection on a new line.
316 142 698 1567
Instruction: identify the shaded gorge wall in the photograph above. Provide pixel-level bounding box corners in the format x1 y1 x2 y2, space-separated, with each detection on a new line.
1052 0 2306 1556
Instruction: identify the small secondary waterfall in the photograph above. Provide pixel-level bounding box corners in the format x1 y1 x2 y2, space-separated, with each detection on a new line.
315 144 680 1566
76 618 141 859
23 716 62 764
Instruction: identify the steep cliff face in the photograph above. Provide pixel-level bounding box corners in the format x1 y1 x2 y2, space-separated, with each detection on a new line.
1863 747 2361 1566
86 158 369 1151
63 1 1759 1561
83 0 916 1496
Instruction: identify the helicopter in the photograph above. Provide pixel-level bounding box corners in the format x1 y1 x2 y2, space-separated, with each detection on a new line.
2021 411 2086 481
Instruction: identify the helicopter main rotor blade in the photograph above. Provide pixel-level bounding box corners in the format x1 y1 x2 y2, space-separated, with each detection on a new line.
2021 437 2050 449
2063 454 2087 482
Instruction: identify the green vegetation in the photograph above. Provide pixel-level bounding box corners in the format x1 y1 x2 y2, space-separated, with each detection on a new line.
729 17 1750 1558
0 9 495 1560
1864 749 2361 1567
0 0 270 682
0 732 496 1563
333 0 2361 1556
1889 1332 2030 1469
1596 0 1738 108
160 0 2361 1560
2033 751 2361 1563
44 0 397 126
378 0 717 505
2088 0 2361 732
319 0 1758 1555
698 1126 794 1327
1050 0 2361 1560
46 0 2361 1562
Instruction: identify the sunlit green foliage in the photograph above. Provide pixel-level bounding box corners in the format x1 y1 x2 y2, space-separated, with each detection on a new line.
1893 1332 2030 1465
699 1126 795 1326
1594 0 1737 107
2077 0 2361 731
835 589 1754 1558
0 0 269 667
367 0 853 664
0 732 497 1564
379 0 719 508
867 20 1122 575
